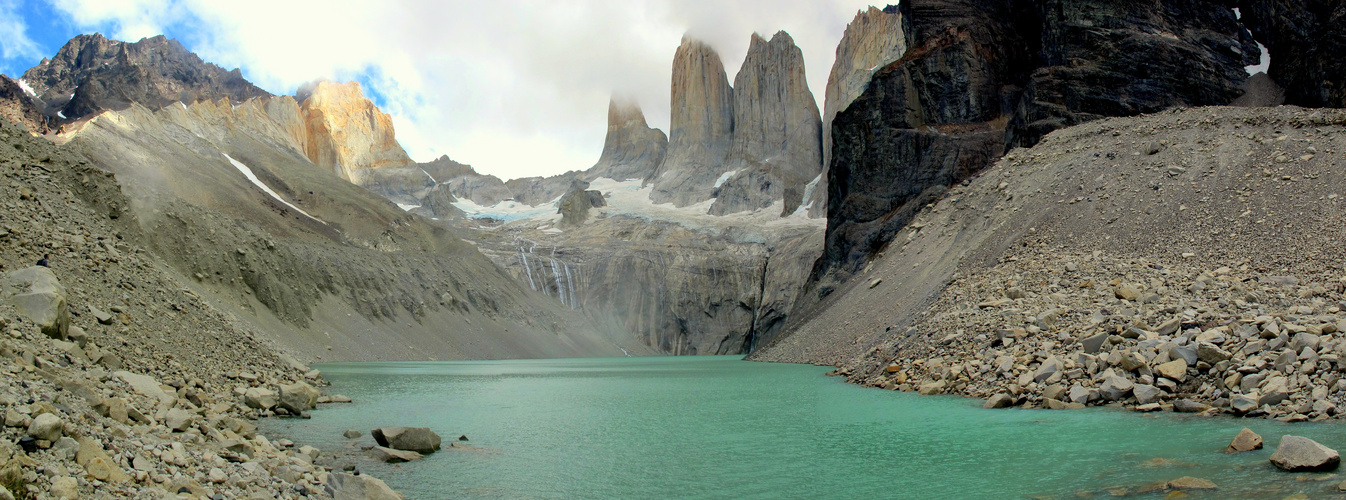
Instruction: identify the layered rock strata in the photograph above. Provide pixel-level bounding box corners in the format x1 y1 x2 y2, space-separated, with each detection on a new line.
810 5 906 218
648 38 735 207
710 31 823 216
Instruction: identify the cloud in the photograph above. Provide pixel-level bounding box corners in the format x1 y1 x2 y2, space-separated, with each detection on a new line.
0 0 44 74
42 0 880 180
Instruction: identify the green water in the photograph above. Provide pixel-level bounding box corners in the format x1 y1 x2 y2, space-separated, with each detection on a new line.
261 356 1344 499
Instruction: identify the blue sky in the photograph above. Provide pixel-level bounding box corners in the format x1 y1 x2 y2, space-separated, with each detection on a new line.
0 0 879 180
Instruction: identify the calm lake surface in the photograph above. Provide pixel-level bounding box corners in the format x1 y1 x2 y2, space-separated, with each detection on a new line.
261 356 1345 499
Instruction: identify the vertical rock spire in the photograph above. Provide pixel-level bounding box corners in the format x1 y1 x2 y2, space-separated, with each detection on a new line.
647 36 735 207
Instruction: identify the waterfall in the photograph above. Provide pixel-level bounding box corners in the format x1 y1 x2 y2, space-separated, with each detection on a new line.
519 247 537 291
549 249 567 308
563 262 577 309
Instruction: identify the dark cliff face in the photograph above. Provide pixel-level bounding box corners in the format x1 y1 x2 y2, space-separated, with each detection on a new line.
1237 0 1346 108
19 33 270 122
0 76 50 133
809 0 1260 299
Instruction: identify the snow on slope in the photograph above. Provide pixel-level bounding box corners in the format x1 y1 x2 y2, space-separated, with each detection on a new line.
223 153 326 224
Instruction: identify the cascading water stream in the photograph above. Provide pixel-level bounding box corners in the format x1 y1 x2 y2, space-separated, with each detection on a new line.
519 246 537 291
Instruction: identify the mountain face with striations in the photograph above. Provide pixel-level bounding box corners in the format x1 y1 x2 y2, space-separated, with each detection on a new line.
808 5 906 218
647 37 736 207
17 33 268 124
590 97 668 182
709 31 823 216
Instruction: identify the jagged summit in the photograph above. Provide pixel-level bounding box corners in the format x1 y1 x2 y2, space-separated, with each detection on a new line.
298 80 415 183
587 96 668 182
710 30 822 216
17 33 269 123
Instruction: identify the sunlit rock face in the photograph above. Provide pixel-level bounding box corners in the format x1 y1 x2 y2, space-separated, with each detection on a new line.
709 31 823 217
297 81 415 184
648 37 736 208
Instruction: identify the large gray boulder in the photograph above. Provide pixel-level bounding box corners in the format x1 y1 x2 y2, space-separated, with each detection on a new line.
1269 435 1340 472
2 266 70 339
243 387 278 409
278 382 320 414
325 472 404 500
371 427 441 454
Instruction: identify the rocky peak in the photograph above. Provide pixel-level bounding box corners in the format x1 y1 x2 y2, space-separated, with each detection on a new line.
587 96 667 182
19 33 269 122
710 31 823 216
297 80 414 184
809 6 906 218
648 36 735 207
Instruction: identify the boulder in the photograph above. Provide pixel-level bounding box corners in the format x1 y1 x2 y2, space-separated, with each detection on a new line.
983 394 1014 409
1133 384 1161 405
1231 394 1259 414
326 472 405 500
1172 399 1210 413
1 266 70 339
27 413 63 442
244 387 278 409
918 380 946 395
76 436 130 483
1154 358 1188 382
1227 428 1264 453
1033 356 1061 383
1100 374 1134 401
1270 436 1340 472
371 427 441 454
279 381 320 414
49 477 77 499
343 429 362 439
1081 332 1109 354
368 446 423 463
164 408 195 432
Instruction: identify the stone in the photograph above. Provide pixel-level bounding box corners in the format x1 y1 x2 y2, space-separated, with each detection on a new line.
326 472 405 500
1115 284 1140 301
0 484 11 500
1043 384 1066 401
278 381 320 414
1270 436 1340 472
371 427 442 454
1 266 70 339
1100 374 1134 401
1227 428 1263 453
918 380 946 395
1133 384 1161 404
343 429 362 439
1033 356 1061 383
1068 384 1093 404
51 436 78 461
1081 332 1109 354
299 81 414 183
1046 399 1085 410
983 394 1014 409
27 413 62 442
208 467 227 484
164 408 195 432
1291 332 1321 353
1119 352 1147 372
1231 394 1259 414
244 387 278 409
1196 343 1231 364
1155 358 1188 382
1259 390 1290 407
1166 477 1216 490
66 325 87 347
369 446 424 463
114 371 172 407
49 476 77 499
1172 399 1210 413
648 37 734 208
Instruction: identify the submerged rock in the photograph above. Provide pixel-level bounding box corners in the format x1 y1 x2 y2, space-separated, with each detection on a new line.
326 472 405 500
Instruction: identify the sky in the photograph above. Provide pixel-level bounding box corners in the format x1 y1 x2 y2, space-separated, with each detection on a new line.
0 0 885 180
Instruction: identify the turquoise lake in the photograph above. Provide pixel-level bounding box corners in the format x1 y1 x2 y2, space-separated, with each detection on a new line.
260 356 1346 499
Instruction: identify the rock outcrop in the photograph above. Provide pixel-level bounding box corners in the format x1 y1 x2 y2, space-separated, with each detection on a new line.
556 180 606 226
298 81 414 184
809 5 906 218
709 31 823 216
589 97 667 182
810 0 1261 298
19 33 268 123
0 76 51 134
1237 0 1346 108
648 37 735 207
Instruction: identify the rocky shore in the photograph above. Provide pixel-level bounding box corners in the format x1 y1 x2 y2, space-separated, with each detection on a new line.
0 121 404 498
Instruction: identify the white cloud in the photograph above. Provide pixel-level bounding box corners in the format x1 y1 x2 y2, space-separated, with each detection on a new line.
0 0 43 71
44 0 880 180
